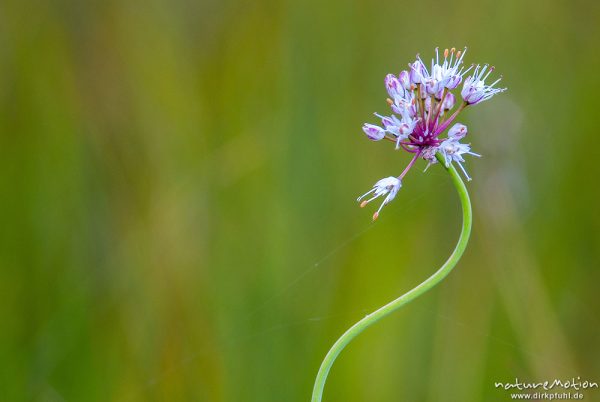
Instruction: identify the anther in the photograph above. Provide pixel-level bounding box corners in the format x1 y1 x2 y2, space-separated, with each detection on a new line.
451 47 456 53
456 50 462 58
386 98 393 105
360 200 368 208
444 48 449 58
372 211 379 221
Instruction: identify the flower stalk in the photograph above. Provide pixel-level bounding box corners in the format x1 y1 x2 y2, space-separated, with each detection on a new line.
311 153 472 402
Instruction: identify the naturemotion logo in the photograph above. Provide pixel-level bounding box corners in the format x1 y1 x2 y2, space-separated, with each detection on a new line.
494 377 598 400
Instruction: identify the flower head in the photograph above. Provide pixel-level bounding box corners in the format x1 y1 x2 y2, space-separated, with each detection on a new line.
357 47 505 218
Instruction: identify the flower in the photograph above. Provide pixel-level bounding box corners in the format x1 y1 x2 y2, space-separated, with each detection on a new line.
416 48 473 95
448 123 467 140
357 47 505 218
442 92 455 111
385 74 409 100
398 70 412 90
357 177 401 220
461 64 506 105
409 60 427 85
362 123 386 141
435 47 472 90
438 137 481 181
374 114 413 147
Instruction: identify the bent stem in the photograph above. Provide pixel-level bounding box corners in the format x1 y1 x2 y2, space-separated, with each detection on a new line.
311 154 472 402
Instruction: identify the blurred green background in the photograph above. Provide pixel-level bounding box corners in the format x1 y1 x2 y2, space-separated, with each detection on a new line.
1 0 599 400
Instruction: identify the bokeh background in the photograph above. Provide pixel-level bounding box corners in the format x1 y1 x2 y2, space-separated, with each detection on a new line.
1 0 599 400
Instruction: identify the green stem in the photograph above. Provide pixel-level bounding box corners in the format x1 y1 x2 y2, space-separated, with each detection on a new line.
311 154 472 402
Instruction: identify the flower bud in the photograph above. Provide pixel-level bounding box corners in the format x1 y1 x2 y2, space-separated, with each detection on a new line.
409 60 426 85
362 123 386 141
434 88 444 100
442 92 455 110
385 74 403 99
425 78 440 95
445 74 462 90
424 96 432 112
398 70 411 90
448 123 468 140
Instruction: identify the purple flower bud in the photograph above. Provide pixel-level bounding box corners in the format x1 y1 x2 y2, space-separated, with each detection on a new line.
399 70 411 90
420 88 428 99
425 78 440 95
385 74 403 99
409 61 426 85
445 74 462 90
424 96 433 114
448 123 468 140
443 92 455 110
362 123 386 141
435 88 444 100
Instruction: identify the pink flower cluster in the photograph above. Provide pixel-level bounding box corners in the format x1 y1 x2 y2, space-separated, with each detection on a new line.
359 48 506 220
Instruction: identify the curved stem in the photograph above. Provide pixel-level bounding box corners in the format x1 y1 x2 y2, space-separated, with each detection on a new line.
311 154 472 402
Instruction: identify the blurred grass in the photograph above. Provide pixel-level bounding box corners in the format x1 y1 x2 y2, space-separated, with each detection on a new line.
0 0 599 400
